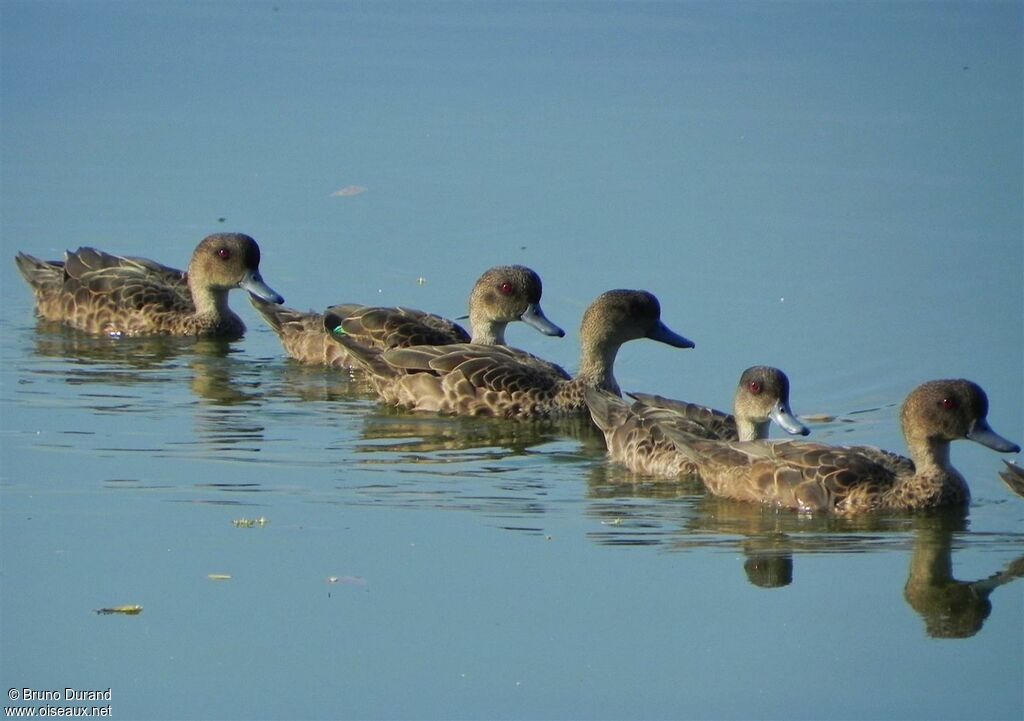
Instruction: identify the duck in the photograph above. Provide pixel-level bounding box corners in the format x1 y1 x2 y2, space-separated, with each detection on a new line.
585 366 810 478
14 233 283 339
325 289 694 418
656 379 1019 514
250 265 564 367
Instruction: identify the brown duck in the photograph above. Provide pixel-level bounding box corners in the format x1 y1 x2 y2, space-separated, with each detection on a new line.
325 289 694 418
250 265 564 367
15 233 283 339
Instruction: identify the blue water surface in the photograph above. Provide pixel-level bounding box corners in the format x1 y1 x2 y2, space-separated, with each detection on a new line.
1 2 1021 720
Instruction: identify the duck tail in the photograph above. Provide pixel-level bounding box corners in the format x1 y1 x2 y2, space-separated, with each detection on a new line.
248 294 302 335
14 252 64 292
323 311 396 378
583 386 631 434
999 461 1024 500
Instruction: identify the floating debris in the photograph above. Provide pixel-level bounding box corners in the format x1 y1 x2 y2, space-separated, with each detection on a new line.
207 574 232 581
232 517 268 528
801 414 836 423
94 605 143 615
327 575 367 586
331 185 366 197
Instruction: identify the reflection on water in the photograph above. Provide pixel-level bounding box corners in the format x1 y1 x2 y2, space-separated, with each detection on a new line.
9 322 1023 645
29 321 242 400
903 513 1024 639
585 466 1024 639
356 410 604 460
29 320 204 369
12 321 1019 643
2 319 1021 721
323 411 606 531
26 324 271 455
265 362 379 406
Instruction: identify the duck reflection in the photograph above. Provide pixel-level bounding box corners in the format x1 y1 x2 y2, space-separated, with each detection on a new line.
31 322 262 404
327 410 605 530
903 512 1024 639
186 344 268 453
27 322 270 452
31 320 202 374
266 362 379 404
354 409 604 461
586 467 1024 638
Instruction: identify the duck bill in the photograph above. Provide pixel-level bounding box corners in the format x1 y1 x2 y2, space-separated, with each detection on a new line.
770 401 810 436
520 303 565 337
647 321 695 349
967 418 1021 453
239 270 284 304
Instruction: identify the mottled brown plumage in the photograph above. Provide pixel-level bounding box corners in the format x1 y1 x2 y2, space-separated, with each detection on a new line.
251 265 564 367
326 289 694 418
15 233 283 339
586 366 810 478
661 379 1020 514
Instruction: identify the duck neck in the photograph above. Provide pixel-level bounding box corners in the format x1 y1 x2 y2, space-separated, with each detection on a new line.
737 418 770 442
908 436 952 476
905 526 954 593
191 283 231 320
901 435 969 504
575 337 621 395
470 314 506 345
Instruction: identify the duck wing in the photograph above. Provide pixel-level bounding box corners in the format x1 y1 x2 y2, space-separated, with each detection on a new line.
628 392 738 441
674 438 899 513
339 305 470 348
370 343 570 416
65 247 187 288
385 343 569 385
254 300 470 368
63 247 192 311
584 388 707 478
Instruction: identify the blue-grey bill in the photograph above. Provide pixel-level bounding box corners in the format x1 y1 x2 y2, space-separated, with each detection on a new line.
520 303 565 337
967 419 1021 453
770 402 810 436
647 320 695 349
241 270 284 304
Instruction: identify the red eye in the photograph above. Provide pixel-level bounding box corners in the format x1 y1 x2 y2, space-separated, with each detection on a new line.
216 248 231 260
942 398 957 410
498 282 514 295
748 381 762 395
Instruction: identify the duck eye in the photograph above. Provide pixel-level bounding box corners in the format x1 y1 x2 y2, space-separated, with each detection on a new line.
498 281 514 295
942 398 957 410
216 248 232 261
748 381 762 395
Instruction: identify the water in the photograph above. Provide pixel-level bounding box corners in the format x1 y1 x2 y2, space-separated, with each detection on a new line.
1 2 1022 720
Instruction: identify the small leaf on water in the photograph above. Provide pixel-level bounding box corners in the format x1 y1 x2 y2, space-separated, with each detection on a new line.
94 605 143 615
